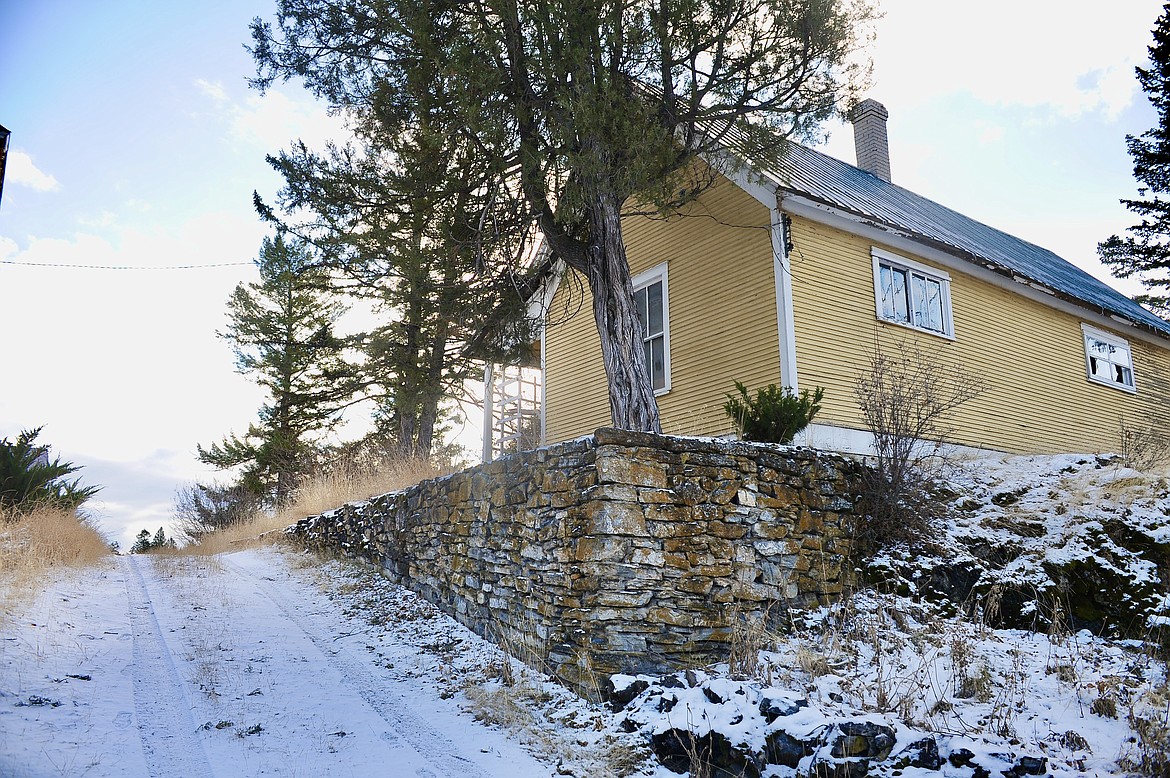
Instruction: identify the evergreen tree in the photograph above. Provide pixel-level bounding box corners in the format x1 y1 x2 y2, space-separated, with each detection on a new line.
0 427 99 513
130 527 176 553
1100 3 1170 317
199 235 356 505
257 78 533 458
130 529 152 554
250 0 871 433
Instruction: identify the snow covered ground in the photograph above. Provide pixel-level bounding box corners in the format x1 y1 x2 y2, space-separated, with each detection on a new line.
0 548 656 777
2 453 1168 777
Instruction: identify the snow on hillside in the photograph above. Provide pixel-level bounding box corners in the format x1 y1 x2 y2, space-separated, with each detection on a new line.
1 453 1168 777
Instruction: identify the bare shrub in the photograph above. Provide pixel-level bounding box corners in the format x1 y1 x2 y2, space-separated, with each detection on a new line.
173 481 264 543
1120 413 1170 471
854 339 983 551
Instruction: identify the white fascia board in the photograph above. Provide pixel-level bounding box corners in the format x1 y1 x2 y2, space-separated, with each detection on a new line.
781 193 1170 350
526 258 566 322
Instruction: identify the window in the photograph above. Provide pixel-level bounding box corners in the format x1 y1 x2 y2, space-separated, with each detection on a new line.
1082 324 1136 392
632 263 670 393
872 249 953 337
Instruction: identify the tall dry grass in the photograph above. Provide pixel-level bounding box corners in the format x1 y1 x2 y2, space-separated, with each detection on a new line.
184 456 447 556
0 506 112 620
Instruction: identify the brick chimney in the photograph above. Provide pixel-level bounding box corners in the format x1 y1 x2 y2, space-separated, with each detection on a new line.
849 99 891 182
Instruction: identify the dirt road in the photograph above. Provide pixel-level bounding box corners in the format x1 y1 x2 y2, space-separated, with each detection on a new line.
0 549 562 777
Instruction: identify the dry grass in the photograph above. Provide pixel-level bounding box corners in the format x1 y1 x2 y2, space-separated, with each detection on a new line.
184 456 447 555
0 506 112 620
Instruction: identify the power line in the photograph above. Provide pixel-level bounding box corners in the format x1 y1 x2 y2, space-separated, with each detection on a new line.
0 259 250 270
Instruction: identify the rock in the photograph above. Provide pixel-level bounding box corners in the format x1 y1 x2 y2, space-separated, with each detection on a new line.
830 722 896 760
947 749 991 778
1008 756 1048 776
807 759 870 778
764 730 810 768
759 696 808 722
703 686 725 704
905 737 942 770
603 676 649 711
650 729 762 778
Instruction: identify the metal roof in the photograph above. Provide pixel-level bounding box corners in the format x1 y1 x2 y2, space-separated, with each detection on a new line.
769 142 1170 338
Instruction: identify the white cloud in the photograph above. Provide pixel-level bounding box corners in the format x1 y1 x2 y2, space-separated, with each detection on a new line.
195 77 228 102
193 78 348 154
871 0 1163 118
228 88 349 152
78 210 118 229
7 149 60 192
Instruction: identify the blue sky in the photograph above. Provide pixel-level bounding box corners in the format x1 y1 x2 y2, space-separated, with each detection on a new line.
0 0 1165 548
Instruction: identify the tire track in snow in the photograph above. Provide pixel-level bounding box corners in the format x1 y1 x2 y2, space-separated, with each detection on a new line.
221 556 493 778
123 555 215 778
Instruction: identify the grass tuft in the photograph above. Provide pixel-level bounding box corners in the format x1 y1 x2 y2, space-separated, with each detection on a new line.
0 506 112 620
183 456 446 555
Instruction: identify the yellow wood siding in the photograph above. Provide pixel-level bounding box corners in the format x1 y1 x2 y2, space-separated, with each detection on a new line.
788 215 1170 454
544 176 780 443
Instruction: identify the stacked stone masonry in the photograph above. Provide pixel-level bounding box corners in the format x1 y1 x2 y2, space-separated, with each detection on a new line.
292 428 865 689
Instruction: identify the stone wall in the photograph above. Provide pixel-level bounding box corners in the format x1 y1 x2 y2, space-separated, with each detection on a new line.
292 428 864 688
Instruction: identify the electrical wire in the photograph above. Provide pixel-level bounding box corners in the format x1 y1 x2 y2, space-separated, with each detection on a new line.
1 257 249 270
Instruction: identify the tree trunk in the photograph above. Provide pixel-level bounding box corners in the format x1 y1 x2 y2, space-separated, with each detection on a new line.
583 189 662 432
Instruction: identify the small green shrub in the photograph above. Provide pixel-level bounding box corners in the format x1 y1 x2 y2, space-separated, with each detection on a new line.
723 382 824 444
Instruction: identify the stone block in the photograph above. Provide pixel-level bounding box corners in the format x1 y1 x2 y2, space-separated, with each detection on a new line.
647 607 694 627
675 575 714 595
754 540 790 557
648 520 705 539
730 581 779 602
628 547 665 567
596 452 667 488
708 521 748 540
637 488 678 504
587 501 649 537
573 536 630 562
595 590 654 607
583 482 639 503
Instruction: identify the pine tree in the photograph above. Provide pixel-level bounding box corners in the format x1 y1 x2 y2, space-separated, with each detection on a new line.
0 427 99 513
257 79 532 458
1099 3 1170 317
199 235 356 505
250 0 871 433
130 529 152 554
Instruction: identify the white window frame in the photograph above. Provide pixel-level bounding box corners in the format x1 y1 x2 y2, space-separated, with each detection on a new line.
1081 323 1137 393
871 248 955 339
632 262 671 395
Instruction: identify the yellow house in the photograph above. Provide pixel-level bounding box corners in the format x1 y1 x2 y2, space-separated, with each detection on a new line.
517 101 1170 457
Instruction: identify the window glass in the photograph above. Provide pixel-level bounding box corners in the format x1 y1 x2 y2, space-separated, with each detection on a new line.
650 337 666 390
874 254 951 336
918 275 944 332
1083 328 1135 390
646 281 663 335
632 268 669 393
879 264 909 323
636 287 649 338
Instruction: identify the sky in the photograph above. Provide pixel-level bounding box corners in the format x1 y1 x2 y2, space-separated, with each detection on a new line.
1 0 1165 548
